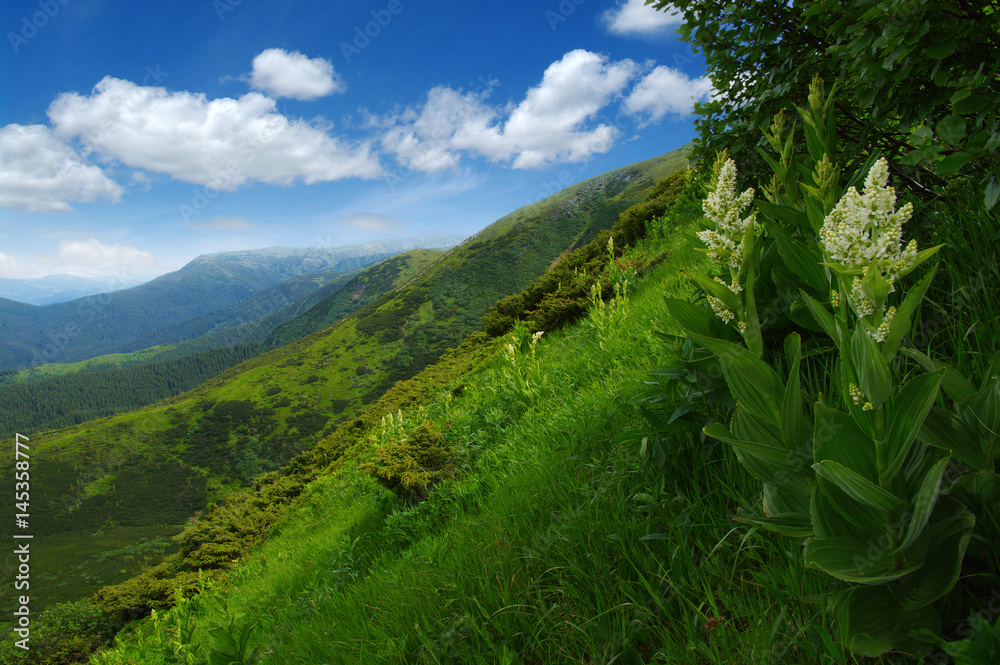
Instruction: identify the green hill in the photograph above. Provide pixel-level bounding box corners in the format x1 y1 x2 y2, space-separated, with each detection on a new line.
0 237 460 370
0 147 690 620
0 251 444 438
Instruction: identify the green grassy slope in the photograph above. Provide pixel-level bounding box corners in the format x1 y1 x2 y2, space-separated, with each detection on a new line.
0 149 689 619
88 200 867 664
263 248 444 348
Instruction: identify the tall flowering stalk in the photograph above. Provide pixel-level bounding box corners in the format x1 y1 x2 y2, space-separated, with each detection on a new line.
696 156 757 332
665 79 971 658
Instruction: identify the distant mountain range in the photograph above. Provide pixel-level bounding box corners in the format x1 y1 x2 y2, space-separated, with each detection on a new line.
0 234 463 370
0 274 149 306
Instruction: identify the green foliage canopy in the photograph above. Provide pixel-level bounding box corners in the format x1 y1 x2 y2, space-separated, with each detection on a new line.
655 0 1000 207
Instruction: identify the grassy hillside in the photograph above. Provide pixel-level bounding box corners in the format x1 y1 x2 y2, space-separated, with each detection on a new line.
82 188 857 664
63 159 996 665
0 149 689 623
0 251 445 438
264 249 445 348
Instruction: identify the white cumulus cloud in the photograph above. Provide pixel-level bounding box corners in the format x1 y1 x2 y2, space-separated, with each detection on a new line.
624 65 713 123
603 0 682 36
0 124 124 213
38 238 155 274
0 252 30 279
47 76 382 190
250 48 343 100
380 50 637 172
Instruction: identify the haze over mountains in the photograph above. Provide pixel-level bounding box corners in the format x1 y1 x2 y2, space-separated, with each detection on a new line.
0 274 150 306
0 234 463 370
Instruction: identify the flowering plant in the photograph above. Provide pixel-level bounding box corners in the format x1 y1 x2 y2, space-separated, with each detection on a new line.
663 79 974 657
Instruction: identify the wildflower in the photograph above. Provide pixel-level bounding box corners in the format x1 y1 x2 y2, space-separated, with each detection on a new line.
819 158 917 285
849 383 866 406
873 306 896 343
699 159 756 274
850 276 875 318
531 330 544 345
831 289 840 308
697 158 755 329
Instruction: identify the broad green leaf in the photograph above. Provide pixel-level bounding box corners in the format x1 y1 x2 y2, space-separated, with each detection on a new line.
799 290 844 349
986 175 999 210
690 333 783 425
849 327 891 408
860 263 892 316
920 407 986 468
755 199 810 232
936 115 966 145
664 298 719 339
937 151 973 175
739 512 814 539
881 369 944 486
810 482 868 540
781 333 809 451
705 422 811 495
732 407 783 449
926 40 958 59
833 586 941 657
901 144 942 165
763 481 811 516
899 498 974 611
687 272 741 313
953 91 989 115
813 403 879 480
899 345 974 402
774 233 827 294
804 536 922 583
813 460 904 512
897 455 950 551
817 473 892 534
962 378 1000 448
882 265 938 360
742 243 763 358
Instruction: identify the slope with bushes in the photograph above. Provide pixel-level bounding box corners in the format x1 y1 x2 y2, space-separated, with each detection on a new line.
0 150 689 627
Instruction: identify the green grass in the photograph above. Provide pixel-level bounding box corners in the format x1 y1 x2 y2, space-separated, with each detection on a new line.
0 150 690 631
90 218 882 664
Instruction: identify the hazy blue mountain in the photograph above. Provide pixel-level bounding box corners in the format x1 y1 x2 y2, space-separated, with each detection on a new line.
0 274 149 305
0 235 463 370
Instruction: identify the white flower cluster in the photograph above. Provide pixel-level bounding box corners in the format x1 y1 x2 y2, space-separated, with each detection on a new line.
820 158 919 331
698 159 755 326
699 159 756 274
819 158 918 284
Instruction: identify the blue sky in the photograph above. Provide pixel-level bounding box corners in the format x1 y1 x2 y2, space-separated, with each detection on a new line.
0 0 709 284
